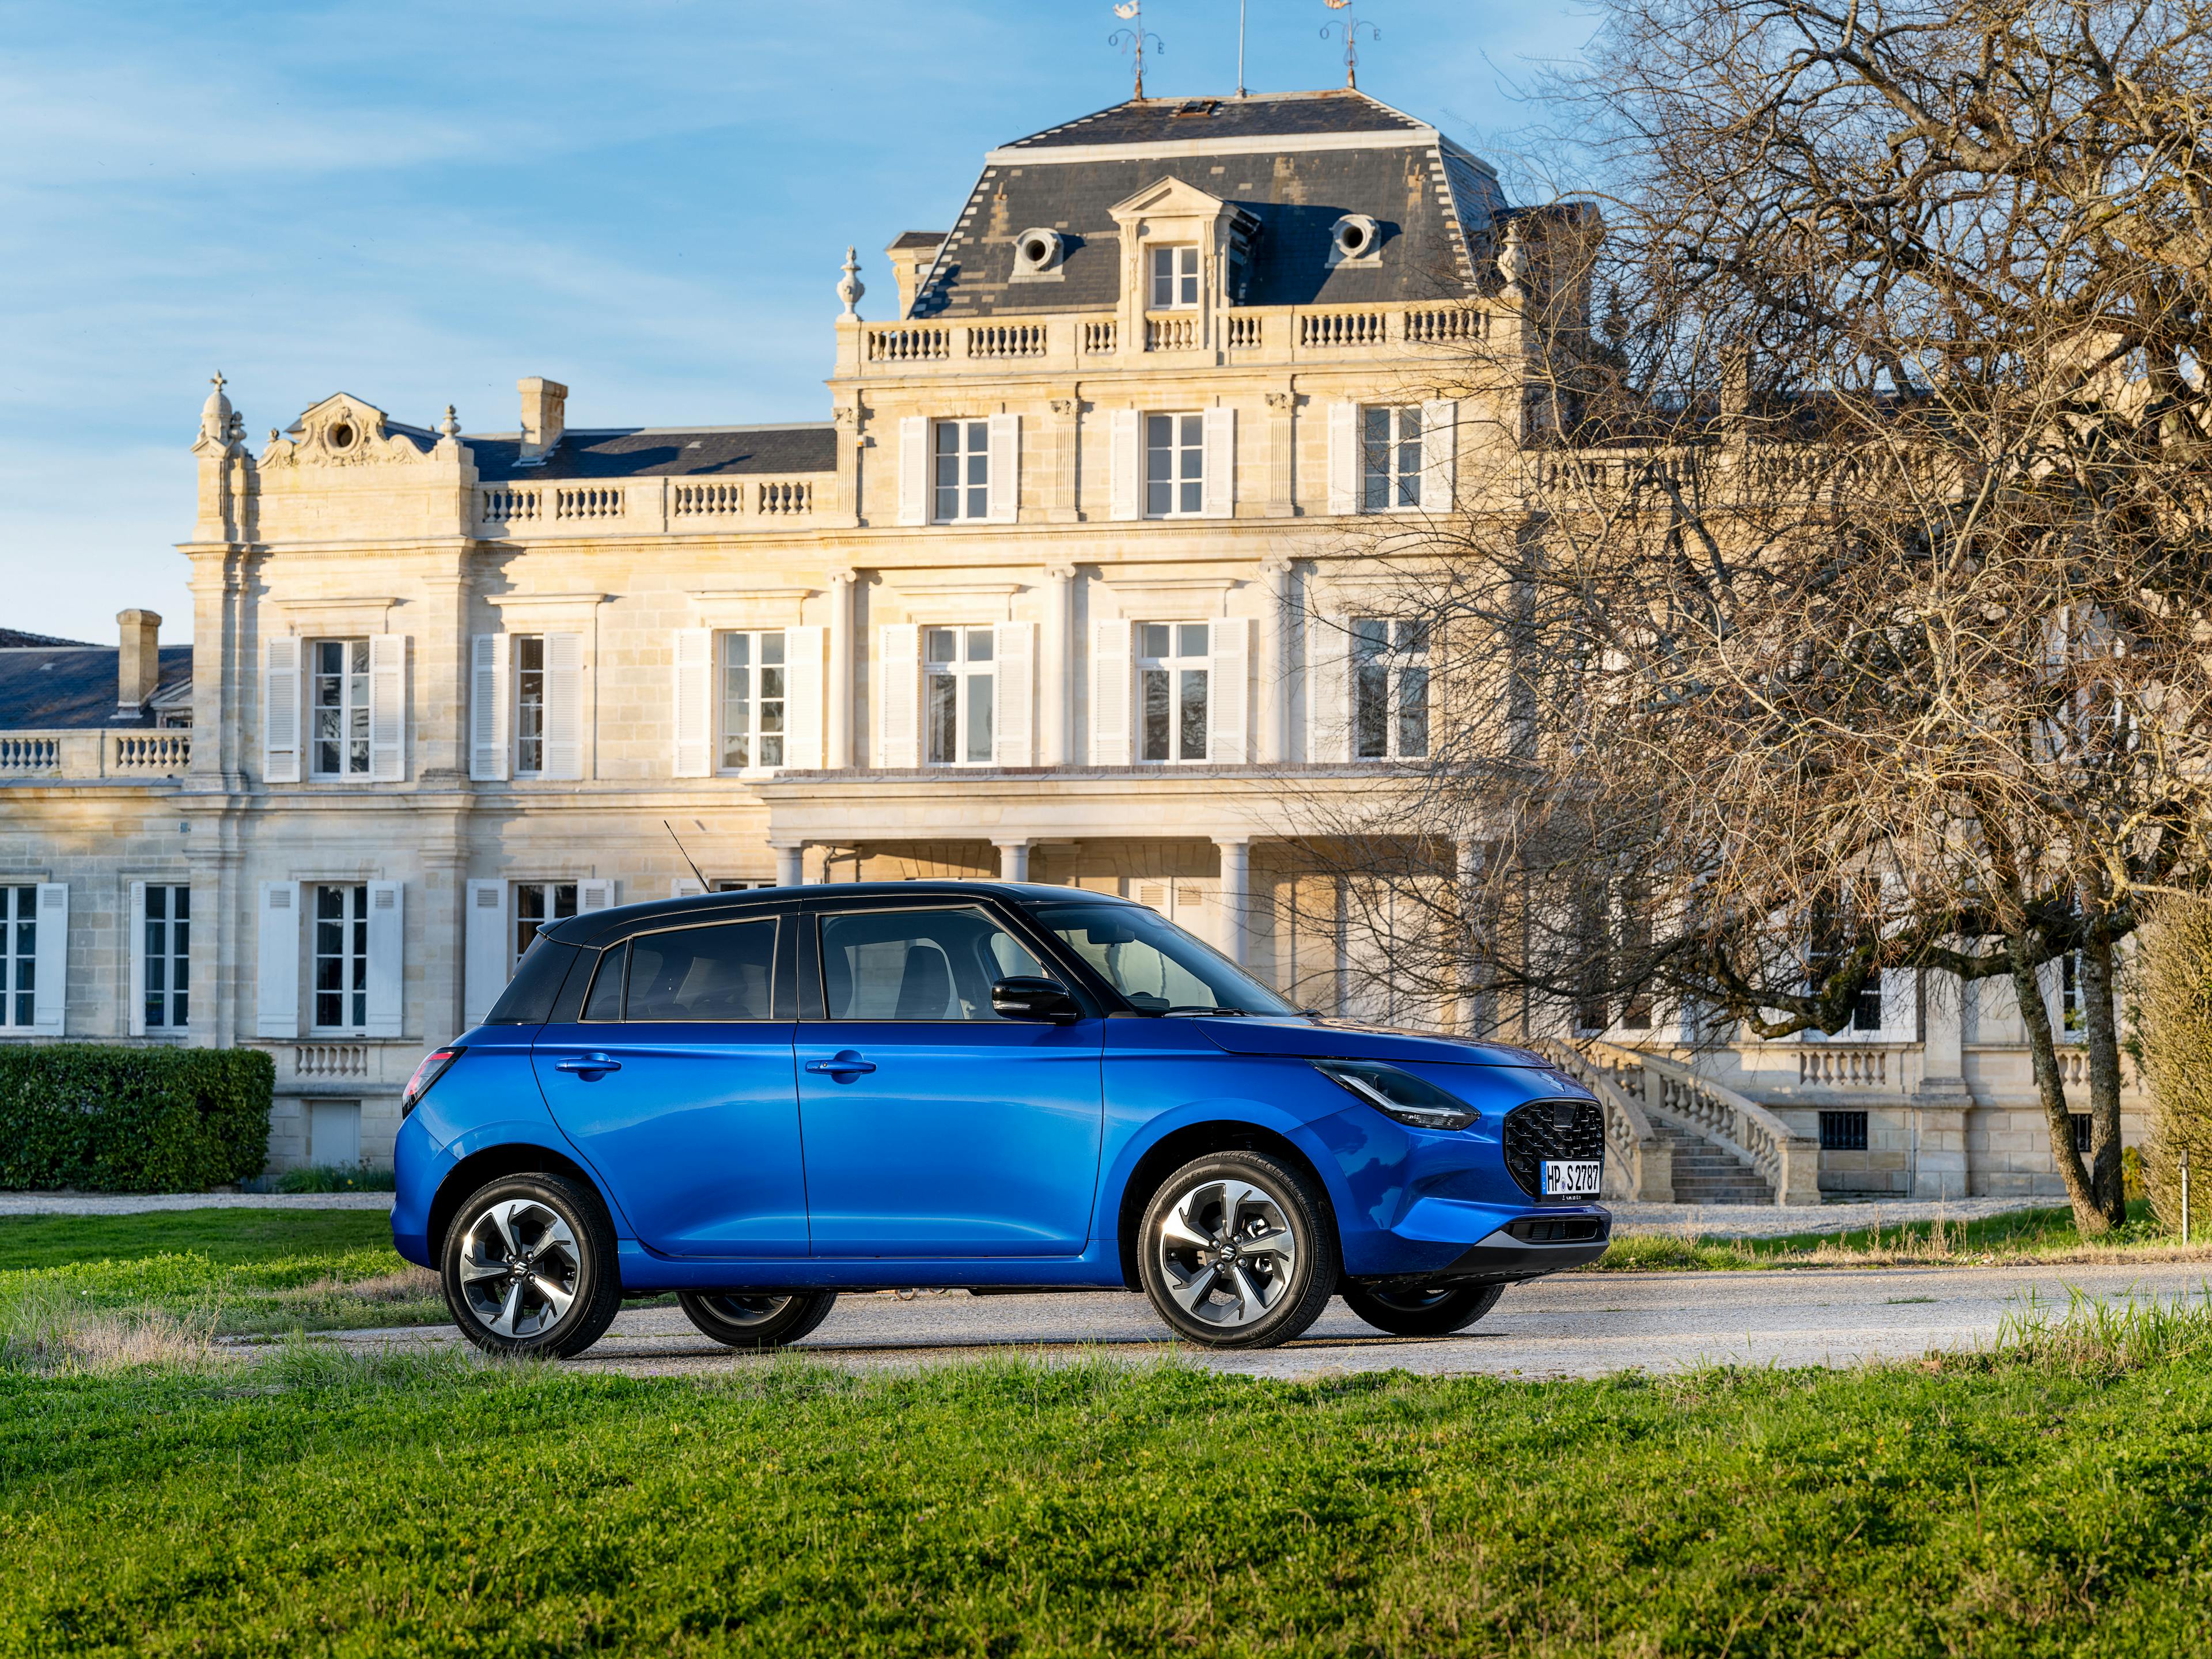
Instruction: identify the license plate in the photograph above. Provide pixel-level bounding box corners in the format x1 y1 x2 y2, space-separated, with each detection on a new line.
1542 1160 1601 1198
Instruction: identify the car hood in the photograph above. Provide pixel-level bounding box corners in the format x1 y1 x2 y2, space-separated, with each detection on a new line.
1195 1017 1550 1069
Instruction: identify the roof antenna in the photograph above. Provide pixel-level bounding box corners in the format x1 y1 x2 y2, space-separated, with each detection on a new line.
1320 0 1378 90
664 820 709 891
1237 0 1248 96
1110 1 1162 101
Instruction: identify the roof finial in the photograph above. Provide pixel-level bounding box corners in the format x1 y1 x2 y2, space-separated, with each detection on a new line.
1109 1 1162 101
1320 1 1378 90
199 371 234 445
838 247 865 319
440 404 461 439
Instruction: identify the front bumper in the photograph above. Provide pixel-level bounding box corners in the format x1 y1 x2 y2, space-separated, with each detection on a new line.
1354 1211 1612 1289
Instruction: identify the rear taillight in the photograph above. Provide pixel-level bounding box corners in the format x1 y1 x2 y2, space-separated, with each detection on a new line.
400 1047 464 1118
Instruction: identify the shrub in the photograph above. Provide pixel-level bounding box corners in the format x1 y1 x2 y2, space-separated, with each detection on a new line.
273 1165 395 1194
0 1046 273 1193
2135 896 2212 1235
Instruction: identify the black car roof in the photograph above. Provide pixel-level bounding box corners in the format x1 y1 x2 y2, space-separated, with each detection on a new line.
540 881 1138 950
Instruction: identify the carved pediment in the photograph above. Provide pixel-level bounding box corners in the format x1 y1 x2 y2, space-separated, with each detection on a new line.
1108 176 1234 228
261 393 434 470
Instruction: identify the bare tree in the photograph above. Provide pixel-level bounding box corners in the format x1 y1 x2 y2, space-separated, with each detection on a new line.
1289 0 2212 1234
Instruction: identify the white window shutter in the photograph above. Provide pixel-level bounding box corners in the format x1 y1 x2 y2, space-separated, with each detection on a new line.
1877 968 1918 1042
469 635 509 782
1091 619 1133 765
462 880 509 1028
898 416 929 526
255 881 300 1039
783 626 825 770
365 880 404 1037
1328 402 1361 515
1109 410 1141 521
993 621 1035 766
542 633 584 781
1421 397 1457 512
367 634 407 782
877 623 920 768
671 878 707 898
578 879 617 913
29 883 66 1035
1208 617 1251 764
1201 407 1236 520
672 627 714 778
263 635 301 785
986 413 1020 524
128 881 147 1037
1306 614 1350 763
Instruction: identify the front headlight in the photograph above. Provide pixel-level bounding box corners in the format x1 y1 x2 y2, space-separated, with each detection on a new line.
1313 1060 1479 1131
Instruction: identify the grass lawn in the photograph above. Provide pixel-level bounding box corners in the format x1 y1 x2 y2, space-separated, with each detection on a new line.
1 1312 2208 1657
0 1209 442 1339
1593 1199 2210 1272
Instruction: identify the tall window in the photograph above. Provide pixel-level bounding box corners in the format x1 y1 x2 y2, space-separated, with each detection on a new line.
1 887 35 1029
934 421 990 522
720 631 786 771
514 635 546 775
1138 623 1209 763
515 882 578 967
1361 406 1424 511
1145 414 1205 518
310 639 370 777
313 884 368 1032
1352 619 1430 760
1810 881 1884 1032
143 885 189 1031
1150 245 1199 308
2060 952 2086 1037
925 627 995 765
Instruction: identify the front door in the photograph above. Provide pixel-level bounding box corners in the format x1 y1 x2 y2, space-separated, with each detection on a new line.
534 913 806 1258
796 902 1105 1258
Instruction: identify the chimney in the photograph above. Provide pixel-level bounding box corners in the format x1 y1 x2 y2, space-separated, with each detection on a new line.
517 376 568 462
884 234 946 319
116 609 161 714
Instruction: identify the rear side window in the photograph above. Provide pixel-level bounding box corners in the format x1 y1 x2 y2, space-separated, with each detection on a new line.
604 921 781 1022
484 940 580 1025
819 907 1046 1021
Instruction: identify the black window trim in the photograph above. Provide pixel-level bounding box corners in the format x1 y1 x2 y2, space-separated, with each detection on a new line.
575 913 792 1024
798 893 1108 1023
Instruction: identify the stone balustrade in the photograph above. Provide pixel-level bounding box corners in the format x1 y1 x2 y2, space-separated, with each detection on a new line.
846 300 1495 377
477 474 832 539
1585 1038 1824 1206
1535 1037 1675 1202
0 730 191 781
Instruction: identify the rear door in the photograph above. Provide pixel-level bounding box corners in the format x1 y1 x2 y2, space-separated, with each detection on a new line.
794 899 1105 1258
533 910 806 1258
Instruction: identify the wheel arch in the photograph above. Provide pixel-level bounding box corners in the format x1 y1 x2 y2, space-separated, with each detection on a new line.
1112 1119 1343 1291
428 1139 609 1262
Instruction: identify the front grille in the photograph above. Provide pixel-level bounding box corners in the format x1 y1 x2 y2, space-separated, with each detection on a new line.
1505 1216 1607 1244
1502 1097 1607 1202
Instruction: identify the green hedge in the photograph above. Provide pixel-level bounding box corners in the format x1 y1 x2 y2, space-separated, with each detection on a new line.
0 1045 274 1193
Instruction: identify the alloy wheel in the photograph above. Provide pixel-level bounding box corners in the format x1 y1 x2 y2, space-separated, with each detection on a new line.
695 1293 796 1327
455 1198 584 1340
1153 1177 1298 1329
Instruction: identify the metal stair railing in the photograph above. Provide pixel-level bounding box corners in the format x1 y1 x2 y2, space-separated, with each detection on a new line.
1578 1039 1823 1207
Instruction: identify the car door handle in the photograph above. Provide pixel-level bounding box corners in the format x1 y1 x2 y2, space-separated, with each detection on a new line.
805 1051 876 1078
554 1054 622 1075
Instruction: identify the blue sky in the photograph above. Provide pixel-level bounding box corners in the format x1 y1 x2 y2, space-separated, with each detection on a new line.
0 1 1594 643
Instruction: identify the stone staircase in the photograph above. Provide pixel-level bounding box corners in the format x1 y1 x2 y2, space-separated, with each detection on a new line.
1649 1123 1775 1205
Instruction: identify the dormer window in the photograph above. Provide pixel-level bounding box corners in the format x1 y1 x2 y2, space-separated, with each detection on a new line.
1150 246 1200 309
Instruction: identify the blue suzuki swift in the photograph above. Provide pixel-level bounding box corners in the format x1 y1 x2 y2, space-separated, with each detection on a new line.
392 882 1611 1355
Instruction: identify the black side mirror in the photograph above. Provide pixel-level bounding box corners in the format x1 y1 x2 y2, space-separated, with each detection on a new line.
991 976 1082 1024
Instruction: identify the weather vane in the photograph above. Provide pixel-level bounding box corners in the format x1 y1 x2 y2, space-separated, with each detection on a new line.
1109 1 1163 101
1320 0 1379 90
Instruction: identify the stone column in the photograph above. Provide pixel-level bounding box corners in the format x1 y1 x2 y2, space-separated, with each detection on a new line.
1450 837 1487 1036
772 843 806 888
1048 397 1081 523
1913 964 1975 1197
1214 836 1252 965
1258 557 1293 765
1043 565 1075 768
1263 389 1296 519
827 571 855 770
995 840 1032 882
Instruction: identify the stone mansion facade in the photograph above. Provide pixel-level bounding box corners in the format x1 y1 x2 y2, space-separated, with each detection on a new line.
0 88 2135 1193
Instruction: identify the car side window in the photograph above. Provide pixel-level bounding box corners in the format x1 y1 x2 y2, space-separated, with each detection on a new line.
625 920 780 1021
819 907 1046 1021
581 946 625 1022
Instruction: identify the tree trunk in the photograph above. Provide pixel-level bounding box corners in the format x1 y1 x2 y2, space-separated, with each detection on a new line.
2008 938 2109 1236
2078 931 2130 1230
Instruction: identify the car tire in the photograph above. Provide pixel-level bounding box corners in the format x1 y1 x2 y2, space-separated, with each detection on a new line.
441 1171 623 1359
1137 1149 1339 1350
677 1290 839 1351
1341 1281 1504 1336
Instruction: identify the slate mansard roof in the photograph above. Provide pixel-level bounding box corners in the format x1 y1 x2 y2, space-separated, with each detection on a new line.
912 88 1508 319
0 645 192 732
467 424 838 483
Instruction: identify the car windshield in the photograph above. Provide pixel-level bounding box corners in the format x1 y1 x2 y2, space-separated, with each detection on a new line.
1032 903 1301 1017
